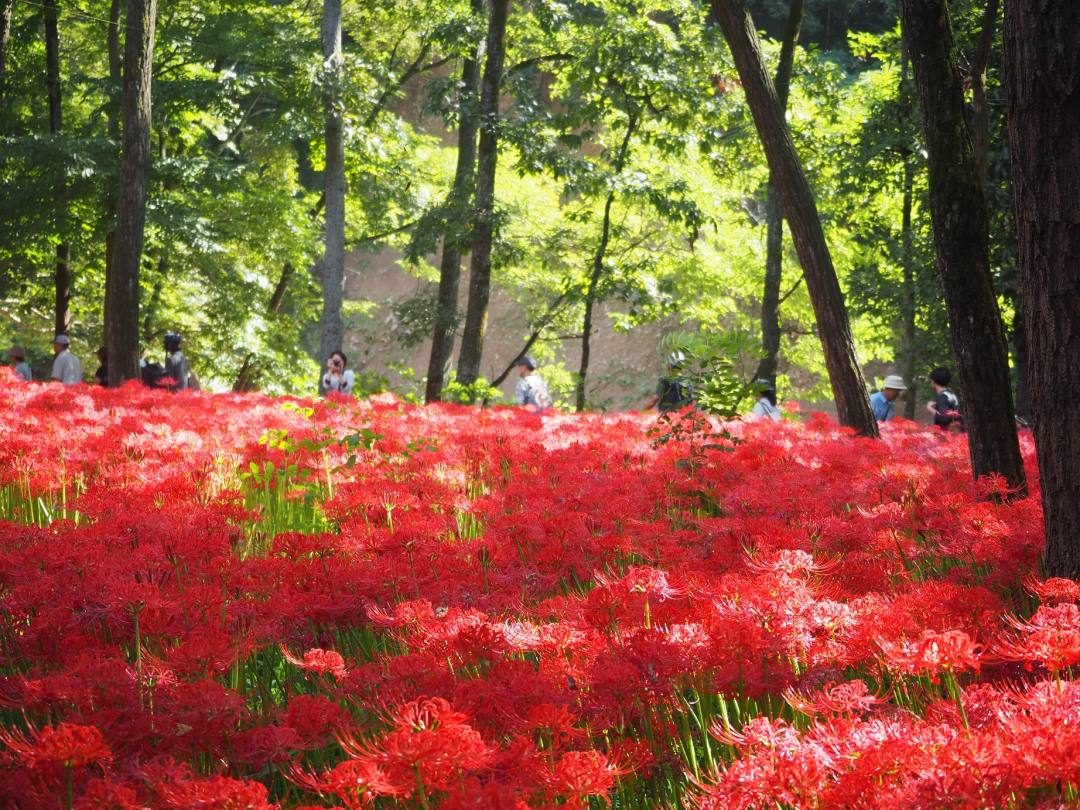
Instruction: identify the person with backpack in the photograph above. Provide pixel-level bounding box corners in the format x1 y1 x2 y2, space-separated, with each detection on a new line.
643 351 694 413
749 378 782 421
926 366 963 431
514 356 552 412
162 332 191 392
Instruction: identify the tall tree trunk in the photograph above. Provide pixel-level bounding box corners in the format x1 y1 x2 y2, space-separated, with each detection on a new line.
900 0 1025 490
711 0 877 436
103 0 122 290
900 153 917 420
899 46 918 420
1004 0 1080 574
754 0 803 387
425 0 483 403
105 0 156 386
970 0 999 190
318 0 345 390
576 111 637 412
456 0 510 388
43 0 71 337
0 0 13 102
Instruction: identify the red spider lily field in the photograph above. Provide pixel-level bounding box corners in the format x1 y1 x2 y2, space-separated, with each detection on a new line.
1 375 1078 809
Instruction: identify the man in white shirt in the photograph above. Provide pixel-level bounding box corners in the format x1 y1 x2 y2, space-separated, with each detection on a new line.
50 335 83 385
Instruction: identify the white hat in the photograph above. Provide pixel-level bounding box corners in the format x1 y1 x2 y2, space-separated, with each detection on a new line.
53 334 70 346
883 374 907 391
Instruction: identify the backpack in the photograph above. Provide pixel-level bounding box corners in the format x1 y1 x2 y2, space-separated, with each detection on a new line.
529 376 553 410
141 362 165 388
658 376 693 412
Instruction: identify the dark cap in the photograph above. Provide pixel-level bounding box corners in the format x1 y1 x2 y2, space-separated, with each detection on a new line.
516 355 537 371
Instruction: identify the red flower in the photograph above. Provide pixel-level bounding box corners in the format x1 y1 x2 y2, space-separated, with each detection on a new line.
281 645 347 678
0 722 112 770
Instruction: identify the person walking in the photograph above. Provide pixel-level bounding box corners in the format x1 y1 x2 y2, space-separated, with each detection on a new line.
49 335 83 385
162 332 191 392
514 356 552 412
643 351 694 412
869 374 906 422
926 367 963 431
749 378 782 421
7 346 31 381
93 347 108 386
322 350 355 395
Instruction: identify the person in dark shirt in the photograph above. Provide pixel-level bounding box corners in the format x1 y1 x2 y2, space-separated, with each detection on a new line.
162 332 190 392
643 351 694 412
926 366 963 431
93 347 108 386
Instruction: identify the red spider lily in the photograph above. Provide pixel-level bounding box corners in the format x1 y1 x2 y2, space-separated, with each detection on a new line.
783 679 885 717
996 603 1080 674
880 629 982 679
542 749 627 805
333 697 493 797
1024 575 1080 604
280 645 348 678
289 758 404 808
0 722 112 770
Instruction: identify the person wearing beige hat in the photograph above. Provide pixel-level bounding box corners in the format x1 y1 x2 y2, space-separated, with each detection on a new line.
869 374 907 422
7 346 31 381
49 335 83 385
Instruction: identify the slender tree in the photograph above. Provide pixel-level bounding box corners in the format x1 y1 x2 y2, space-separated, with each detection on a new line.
899 0 1025 490
753 0 803 387
42 0 71 336
0 0 12 102
576 110 637 412
425 0 483 403
1004 0 1080 574
318 0 346 389
711 0 877 436
102 0 122 279
456 0 510 388
105 0 156 386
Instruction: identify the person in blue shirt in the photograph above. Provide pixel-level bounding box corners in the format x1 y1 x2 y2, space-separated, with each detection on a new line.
869 374 907 422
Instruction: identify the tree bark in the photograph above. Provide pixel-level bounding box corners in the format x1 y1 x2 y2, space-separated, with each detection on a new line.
1004 0 1080 574
754 0 803 387
456 0 510 389
105 0 156 386
576 111 637 412
900 0 1025 490
970 0 999 190
711 0 877 436
0 0 13 103
318 0 346 391
103 0 122 294
899 46 918 420
425 0 483 403
900 151 917 419
43 0 71 337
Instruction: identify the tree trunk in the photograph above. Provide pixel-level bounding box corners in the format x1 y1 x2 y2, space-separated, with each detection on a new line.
1008 290 1030 422
900 153 917 420
754 0 803 387
711 0 877 436
103 0 122 292
425 0 483 403
576 111 637 412
43 0 71 337
0 0 13 102
899 44 918 420
456 0 510 388
318 0 346 390
970 0 999 190
105 0 156 386
900 0 1025 491
1004 0 1080 574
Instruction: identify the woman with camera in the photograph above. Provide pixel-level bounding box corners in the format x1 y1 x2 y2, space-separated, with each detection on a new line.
321 350 355 395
